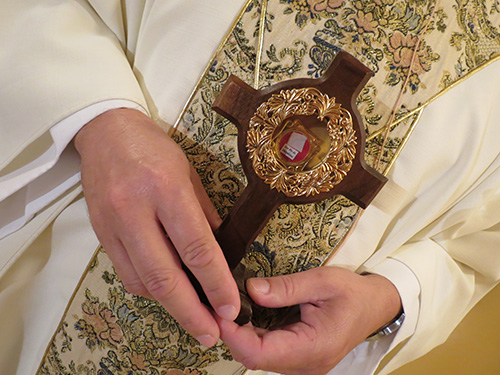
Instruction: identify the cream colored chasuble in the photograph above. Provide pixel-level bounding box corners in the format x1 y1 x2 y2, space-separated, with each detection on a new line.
1 0 499 374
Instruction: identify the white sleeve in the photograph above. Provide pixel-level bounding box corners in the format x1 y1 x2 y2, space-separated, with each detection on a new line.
0 100 146 240
0 0 149 240
329 60 500 375
379 219 500 374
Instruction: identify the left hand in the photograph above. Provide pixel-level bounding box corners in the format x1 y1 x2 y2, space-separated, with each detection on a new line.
217 267 402 375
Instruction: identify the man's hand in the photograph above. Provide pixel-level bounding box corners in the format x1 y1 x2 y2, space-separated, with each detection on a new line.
218 267 402 375
74 108 240 347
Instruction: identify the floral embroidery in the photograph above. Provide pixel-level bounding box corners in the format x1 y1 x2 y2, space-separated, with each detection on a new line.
76 296 123 350
38 251 242 375
350 10 379 34
280 0 343 28
384 30 439 92
308 0 344 14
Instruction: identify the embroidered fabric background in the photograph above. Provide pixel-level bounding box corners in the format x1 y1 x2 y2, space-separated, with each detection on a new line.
38 1 500 374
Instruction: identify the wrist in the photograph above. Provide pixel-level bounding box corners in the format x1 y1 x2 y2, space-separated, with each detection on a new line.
361 273 403 337
74 107 149 155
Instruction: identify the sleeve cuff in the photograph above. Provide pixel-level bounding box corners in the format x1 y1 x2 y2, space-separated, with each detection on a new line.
0 100 147 239
0 99 147 202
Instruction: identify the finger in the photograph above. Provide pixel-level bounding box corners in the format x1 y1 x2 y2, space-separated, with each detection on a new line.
101 236 153 299
190 165 222 231
157 184 240 321
247 268 340 308
118 209 221 347
218 318 322 374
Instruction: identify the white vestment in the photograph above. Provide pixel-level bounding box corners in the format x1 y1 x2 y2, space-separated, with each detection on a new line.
1 1 499 374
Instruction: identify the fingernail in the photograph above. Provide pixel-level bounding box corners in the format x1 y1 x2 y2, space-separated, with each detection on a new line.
195 334 216 347
249 278 270 295
217 304 238 321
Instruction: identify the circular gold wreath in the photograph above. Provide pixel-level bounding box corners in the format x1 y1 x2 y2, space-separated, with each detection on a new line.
246 87 356 197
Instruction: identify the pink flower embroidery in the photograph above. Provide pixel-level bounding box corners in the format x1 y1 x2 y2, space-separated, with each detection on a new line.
128 351 148 371
351 10 379 34
307 0 344 14
83 302 123 346
386 31 432 74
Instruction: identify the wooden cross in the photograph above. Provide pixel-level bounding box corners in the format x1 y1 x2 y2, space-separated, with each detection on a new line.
186 51 387 325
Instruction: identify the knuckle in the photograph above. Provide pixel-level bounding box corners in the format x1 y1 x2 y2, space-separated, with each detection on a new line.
122 278 149 297
144 164 169 187
281 275 297 300
177 315 201 334
142 268 179 300
199 282 223 299
106 184 134 213
319 268 341 296
181 238 216 269
105 170 164 213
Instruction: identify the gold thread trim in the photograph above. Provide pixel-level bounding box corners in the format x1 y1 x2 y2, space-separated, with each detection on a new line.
374 0 439 169
382 108 424 176
324 57 500 263
367 55 500 143
171 0 254 134
120 0 128 48
35 245 103 374
322 109 421 263
254 0 268 89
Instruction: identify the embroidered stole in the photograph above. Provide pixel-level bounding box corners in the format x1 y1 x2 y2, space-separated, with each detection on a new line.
38 1 500 374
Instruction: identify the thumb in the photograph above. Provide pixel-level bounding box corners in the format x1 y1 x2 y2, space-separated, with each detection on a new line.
246 268 338 308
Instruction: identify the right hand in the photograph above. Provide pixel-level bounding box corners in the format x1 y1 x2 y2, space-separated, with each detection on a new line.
218 268 402 375
74 108 240 347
